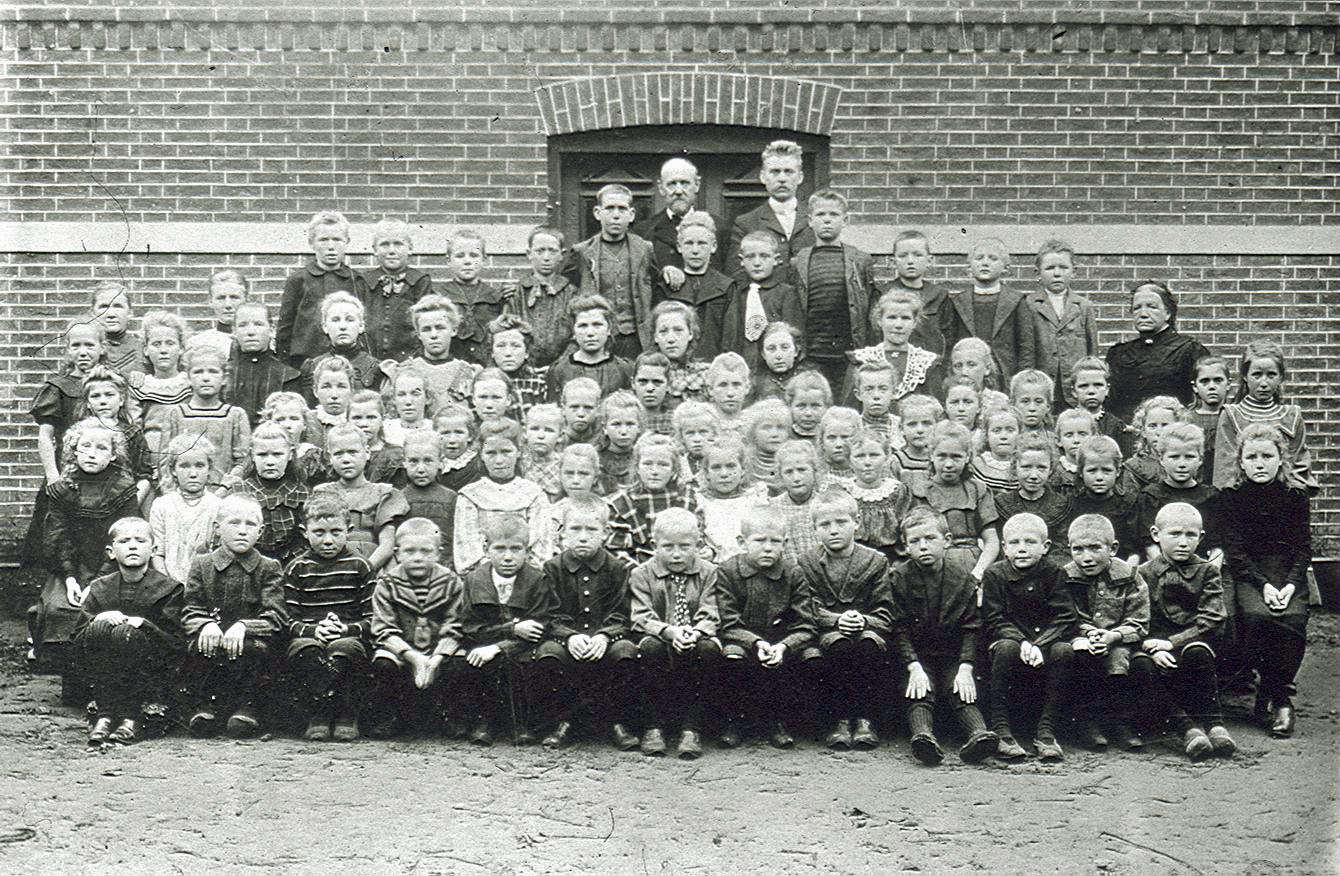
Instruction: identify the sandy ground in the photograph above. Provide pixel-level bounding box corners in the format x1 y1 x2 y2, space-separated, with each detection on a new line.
0 611 1335 876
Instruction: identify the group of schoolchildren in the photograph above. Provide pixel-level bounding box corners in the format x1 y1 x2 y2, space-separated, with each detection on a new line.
24 138 1318 767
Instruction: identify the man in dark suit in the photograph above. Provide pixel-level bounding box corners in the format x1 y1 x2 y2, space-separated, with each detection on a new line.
726 140 817 280
631 157 726 299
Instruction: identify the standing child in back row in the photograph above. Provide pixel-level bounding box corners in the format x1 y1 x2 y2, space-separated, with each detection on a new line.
1026 240 1098 410
277 210 366 368
944 237 1035 383
439 229 512 368
567 184 657 359
361 218 435 363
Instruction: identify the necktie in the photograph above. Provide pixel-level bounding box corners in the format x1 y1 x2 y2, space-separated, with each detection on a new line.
669 574 692 627
744 283 768 342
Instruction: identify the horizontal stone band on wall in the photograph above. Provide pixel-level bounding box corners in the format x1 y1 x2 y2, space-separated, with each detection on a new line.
3 18 1336 55
4 223 1337 257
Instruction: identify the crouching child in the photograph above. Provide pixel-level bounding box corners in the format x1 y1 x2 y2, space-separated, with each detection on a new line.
1063 513 1149 751
629 507 721 760
75 517 184 745
182 495 285 738
367 518 466 738
458 514 563 746
715 506 815 750
1134 502 1235 761
540 494 640 751
890 508 997 766
282 493 375 742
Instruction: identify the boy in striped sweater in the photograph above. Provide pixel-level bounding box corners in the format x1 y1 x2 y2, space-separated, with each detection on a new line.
283 492 376 742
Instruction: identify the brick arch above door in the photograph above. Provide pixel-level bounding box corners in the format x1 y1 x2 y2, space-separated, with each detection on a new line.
535 72 844 137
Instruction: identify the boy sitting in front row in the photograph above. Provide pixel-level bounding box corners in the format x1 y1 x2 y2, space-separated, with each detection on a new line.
890 508 998 766
715 506 816 750
75 517 184 745
541 494 641 751
798 489 895 752
1133 502 1236 761
1062 513 1149 752
458 514 563 747
282 493 375 742
629 507 721 760
981 512 1076 762
182 495 286 738
367 518 466 739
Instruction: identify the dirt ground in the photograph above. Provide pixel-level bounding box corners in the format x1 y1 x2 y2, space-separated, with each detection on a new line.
0 607 1335 876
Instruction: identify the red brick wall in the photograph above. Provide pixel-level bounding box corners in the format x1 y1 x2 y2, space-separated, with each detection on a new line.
3 3 1338 555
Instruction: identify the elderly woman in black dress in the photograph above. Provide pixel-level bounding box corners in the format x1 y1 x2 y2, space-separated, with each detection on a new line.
1105 280 1211 422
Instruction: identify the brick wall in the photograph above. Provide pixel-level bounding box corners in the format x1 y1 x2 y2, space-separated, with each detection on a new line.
3 2 1338 556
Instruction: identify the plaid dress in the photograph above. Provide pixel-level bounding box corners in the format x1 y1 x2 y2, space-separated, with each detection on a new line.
606 479 703 565
506 363 550 417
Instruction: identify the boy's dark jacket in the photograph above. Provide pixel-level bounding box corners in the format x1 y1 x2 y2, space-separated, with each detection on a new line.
181 547 286 639
790 244 879 350
74 568 184 645
544 547 632 642
715 554 816 651
888 553 981 666
1136 554 1226 647
459 562 556 656
277 260 367 363
798 544 895 640
980 557 1076 648
370 561 465 657
943 282 1037 380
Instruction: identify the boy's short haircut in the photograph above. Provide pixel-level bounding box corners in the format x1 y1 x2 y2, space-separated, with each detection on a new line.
1035 238 1074 267
410 294 462 331
311 354 355 384
738 504 785 537
1158 422 1205 455
108 515 152 541
1012 433 1057 475
527 225 566 250
306 210 350 241
1154 501 1202 531
893 229 930 250
1193 354 1231 380
397 516 442 546
371 217 414 248
1010 369 1055 401
1076 435 1123 469
807 188 847 212
595 183 633 207
776 439 819 469
706 351 749 384
672 400 720 434
434 402 479 438
969 236 1009 262
234 300 270 322
90 280 132 310
561 376 602 405
1055 407 1097 434
1002 512 1048 541
304 491 350 524
739 229 781 254
784 369 832 405
181 343 228 372
218 494 264 524
941 374 982 400
812 487 859 519
898 393 945 420
402 429 442 457
1068 513 1116 545
210 268 251 294
560 491 610 527
561 441 600 469
478 417 522 446
761 139 803 163
325 422 368 452
1068 355 1110 384
566 293 614 324
651 506 699 541
487 312 533 344
652 300 700 343
676 210 717 240
900 506 950 538
600 389 643 429
482 512 529 546
870 288 924 329
447 228 486 256
524 403 564 429
633 351 672 376
349 388 383 410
